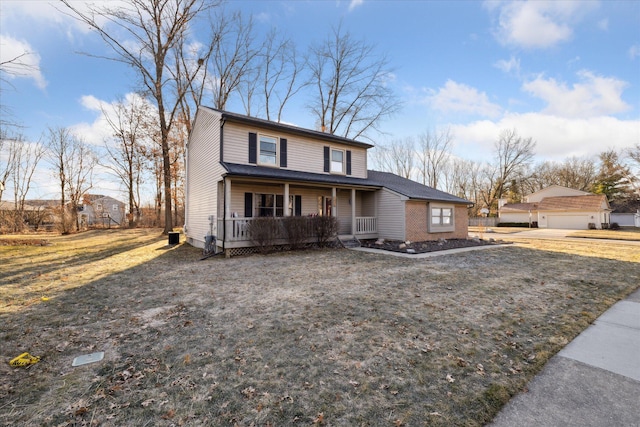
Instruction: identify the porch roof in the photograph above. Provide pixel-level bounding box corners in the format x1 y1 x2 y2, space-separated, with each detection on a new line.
221 162 380 188
221 163 472 204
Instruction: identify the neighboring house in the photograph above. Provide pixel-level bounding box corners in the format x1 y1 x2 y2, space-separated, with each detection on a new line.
499 185 611 229
184 107 471 255
610 199 640 227
81 195 126 227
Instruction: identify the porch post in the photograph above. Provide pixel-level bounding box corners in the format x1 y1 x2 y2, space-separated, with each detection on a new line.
332 187 337 217
351 188 356 235
224 177 231 219
284 183 290 216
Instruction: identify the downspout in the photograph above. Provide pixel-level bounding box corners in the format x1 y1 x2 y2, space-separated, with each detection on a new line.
183 139 189 234
220 117 226 253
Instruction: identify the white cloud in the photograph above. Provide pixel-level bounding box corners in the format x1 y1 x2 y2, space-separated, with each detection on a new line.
349 0 364 11
597 18 608 31
451 112 639 162
494 56 520 74
522 70 630 118
487 1 598 49
629 45 640 60
72 93 157 147
0 35 47 89
427 80 502 118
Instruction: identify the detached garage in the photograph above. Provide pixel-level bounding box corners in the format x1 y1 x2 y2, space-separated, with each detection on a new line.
499 186 611 230
536 195 611 229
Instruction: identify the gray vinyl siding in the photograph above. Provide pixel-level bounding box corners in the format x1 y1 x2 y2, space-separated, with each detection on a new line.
360 191 376 217
376 189 405 240
290 186 331 215
336 190 352 234
185 108 223 247
222 122 368 178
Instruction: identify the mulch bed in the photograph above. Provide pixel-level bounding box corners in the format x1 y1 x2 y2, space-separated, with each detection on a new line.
360 237 502 254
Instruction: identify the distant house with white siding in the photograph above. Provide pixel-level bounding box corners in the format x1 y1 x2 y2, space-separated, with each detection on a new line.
184 107 471 255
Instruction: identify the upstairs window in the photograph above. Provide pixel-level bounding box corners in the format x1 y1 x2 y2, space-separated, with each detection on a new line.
259 135 277 166
331 149 344 174
324 146 351 175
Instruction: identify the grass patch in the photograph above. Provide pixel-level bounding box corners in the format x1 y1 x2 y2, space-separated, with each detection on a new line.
569 228 640 241
0 230 638 426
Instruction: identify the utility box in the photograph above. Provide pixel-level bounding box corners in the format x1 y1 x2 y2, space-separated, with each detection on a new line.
168 232 180 245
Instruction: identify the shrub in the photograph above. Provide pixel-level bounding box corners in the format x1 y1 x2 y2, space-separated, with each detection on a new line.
588 223 596 229
282 216 310 250
497 222 530 228
246 217 279 253
313 216 338 246
610 222 620 230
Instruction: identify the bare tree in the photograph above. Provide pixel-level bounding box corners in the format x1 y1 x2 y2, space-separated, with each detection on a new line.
10 137 45 231
61 0 219 234
46 127 96 233
417 127 453 189
525 157 597 194
46 127 72 233
258 30 304 122
492 128 536 209
371 137 415 179
0 128 18 202
101 96 154 227
307 24 401 140
628 143 640 189
208 10 259 111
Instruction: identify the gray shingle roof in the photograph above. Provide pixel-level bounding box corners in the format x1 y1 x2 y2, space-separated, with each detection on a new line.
367 170 471 204
221 163 471 204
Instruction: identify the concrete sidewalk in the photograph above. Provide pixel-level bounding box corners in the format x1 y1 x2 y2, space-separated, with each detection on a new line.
489 288 640 427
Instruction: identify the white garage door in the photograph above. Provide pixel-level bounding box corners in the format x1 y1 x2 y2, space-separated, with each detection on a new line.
546 215 590 229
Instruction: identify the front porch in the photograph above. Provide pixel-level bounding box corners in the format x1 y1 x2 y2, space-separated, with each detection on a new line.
218 216 378 248
216 177 379 250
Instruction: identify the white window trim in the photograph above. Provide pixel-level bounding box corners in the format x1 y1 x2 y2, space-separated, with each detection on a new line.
428 203 455 233
330 148 345 175
258 134 278 167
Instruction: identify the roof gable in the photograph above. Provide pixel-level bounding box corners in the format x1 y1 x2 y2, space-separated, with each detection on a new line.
525 185 591 202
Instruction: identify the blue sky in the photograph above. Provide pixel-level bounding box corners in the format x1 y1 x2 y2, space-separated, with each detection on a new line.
1 0 639 199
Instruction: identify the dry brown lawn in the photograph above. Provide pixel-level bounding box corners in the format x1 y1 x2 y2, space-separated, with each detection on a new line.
1 229 638 426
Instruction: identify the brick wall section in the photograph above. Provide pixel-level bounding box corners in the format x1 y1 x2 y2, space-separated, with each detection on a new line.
405 201 469 241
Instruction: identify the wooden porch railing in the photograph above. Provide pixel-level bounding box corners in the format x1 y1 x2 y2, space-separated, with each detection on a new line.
355 216 377 234
218 216 378 242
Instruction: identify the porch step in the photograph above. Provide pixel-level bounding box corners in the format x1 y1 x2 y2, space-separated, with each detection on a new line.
338 236 361 248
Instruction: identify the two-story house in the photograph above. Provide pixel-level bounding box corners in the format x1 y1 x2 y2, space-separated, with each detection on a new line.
184 107 471 256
